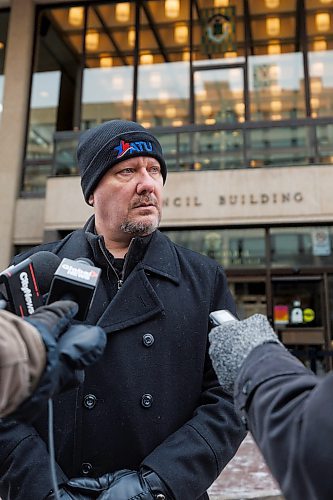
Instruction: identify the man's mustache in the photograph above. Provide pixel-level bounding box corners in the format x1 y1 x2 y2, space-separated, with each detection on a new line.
131 194 159 209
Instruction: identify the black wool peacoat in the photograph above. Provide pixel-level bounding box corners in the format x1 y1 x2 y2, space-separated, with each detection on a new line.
0 221 246 500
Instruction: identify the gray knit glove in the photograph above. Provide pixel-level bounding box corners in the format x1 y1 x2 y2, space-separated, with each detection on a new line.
209 314 282 394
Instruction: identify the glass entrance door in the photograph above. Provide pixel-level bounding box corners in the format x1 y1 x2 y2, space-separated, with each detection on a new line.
272 276 330 373
229 278 266 320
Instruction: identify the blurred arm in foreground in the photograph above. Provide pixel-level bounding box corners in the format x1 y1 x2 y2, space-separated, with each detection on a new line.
209 314 333 500
0 301 106 421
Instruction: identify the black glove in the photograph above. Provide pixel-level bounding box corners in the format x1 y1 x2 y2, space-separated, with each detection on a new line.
10 300 107 422
45 484 96 499
63 469 171 499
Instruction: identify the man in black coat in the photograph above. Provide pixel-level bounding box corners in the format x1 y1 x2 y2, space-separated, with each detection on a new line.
209 313 333 500
0 120 245 500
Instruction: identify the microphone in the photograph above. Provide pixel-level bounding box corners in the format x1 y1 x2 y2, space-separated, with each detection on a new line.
0 252 61 317
209 309 238 327
46 257 101 321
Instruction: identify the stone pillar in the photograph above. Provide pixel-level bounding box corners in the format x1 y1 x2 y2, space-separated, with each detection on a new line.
0 0 35 269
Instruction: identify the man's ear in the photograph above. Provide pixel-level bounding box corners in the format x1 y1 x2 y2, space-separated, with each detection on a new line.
88 194 94 206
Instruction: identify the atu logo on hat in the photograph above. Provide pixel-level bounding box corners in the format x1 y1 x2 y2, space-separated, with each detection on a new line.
114 139 153 159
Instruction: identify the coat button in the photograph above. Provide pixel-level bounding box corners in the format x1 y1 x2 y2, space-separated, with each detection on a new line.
81 462 93 475
142 333 154 347
83 394 97 409
141 393 153 408
242 381 251 395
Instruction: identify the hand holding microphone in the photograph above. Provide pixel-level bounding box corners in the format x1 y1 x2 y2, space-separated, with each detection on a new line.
209 312 282 394
0 300 107 422
0 251 101 321
0 251 62 316
0 251 106 422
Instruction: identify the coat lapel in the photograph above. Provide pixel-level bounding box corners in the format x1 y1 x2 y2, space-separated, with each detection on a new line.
96 232 181 333
53 228 181 334
97 265 164 332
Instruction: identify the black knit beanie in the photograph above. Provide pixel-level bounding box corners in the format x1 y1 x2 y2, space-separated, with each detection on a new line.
77 120 167 203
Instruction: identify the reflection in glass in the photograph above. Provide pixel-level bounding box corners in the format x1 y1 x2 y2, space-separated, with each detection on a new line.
316 124 333 164
271 227 333 266
82 65 133 124
194 67 244 124
81 5 134 125
308 51 333 117
53 136 80 176
137 62 190 127
229 282 266 320
249 126 312 167
22 162 53 194
137 0 190 127
249 53 306 120
273 280 323 328
27 72 61 159
163 228 266 267
195 129 244 169
25 7 83 192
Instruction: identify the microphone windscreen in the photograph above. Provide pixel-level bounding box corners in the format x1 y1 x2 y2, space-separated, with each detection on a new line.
30 251 61 295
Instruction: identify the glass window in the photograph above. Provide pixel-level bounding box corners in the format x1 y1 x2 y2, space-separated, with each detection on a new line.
137 0 190 127
248 125 313 167
272 279 324 328
162 228 266 268
306 0 333 54
195 129 244 169
271 226 333 267
53 134 79 176
316 123 333 165
194 67 245 125
81 4 134 125
229 281 267 320
247 0 306 121
308 51 333 118
248 52 306 120
273 277 327 373
249 0 298 56
24 7 83 193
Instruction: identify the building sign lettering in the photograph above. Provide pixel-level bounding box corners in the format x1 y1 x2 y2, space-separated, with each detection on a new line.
219 192 303 206
163 196 202 208
163 192 304 208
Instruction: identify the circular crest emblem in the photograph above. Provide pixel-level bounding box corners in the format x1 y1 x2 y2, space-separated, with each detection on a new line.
206 14 232 44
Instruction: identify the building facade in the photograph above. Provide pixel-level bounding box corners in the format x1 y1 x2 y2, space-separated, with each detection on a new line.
1 0 333 370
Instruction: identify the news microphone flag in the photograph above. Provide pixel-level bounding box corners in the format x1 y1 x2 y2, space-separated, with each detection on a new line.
46 258 101 321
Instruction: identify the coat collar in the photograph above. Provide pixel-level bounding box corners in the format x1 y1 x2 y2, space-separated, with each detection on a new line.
52 218 181 332
141 230 180 285
82 215 180 285
95 231 181 333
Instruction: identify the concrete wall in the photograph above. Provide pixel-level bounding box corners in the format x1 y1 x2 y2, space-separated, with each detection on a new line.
0 0 35 268
40 165 333 234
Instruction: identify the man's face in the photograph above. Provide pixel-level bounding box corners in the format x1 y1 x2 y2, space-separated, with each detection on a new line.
89 156 164 240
